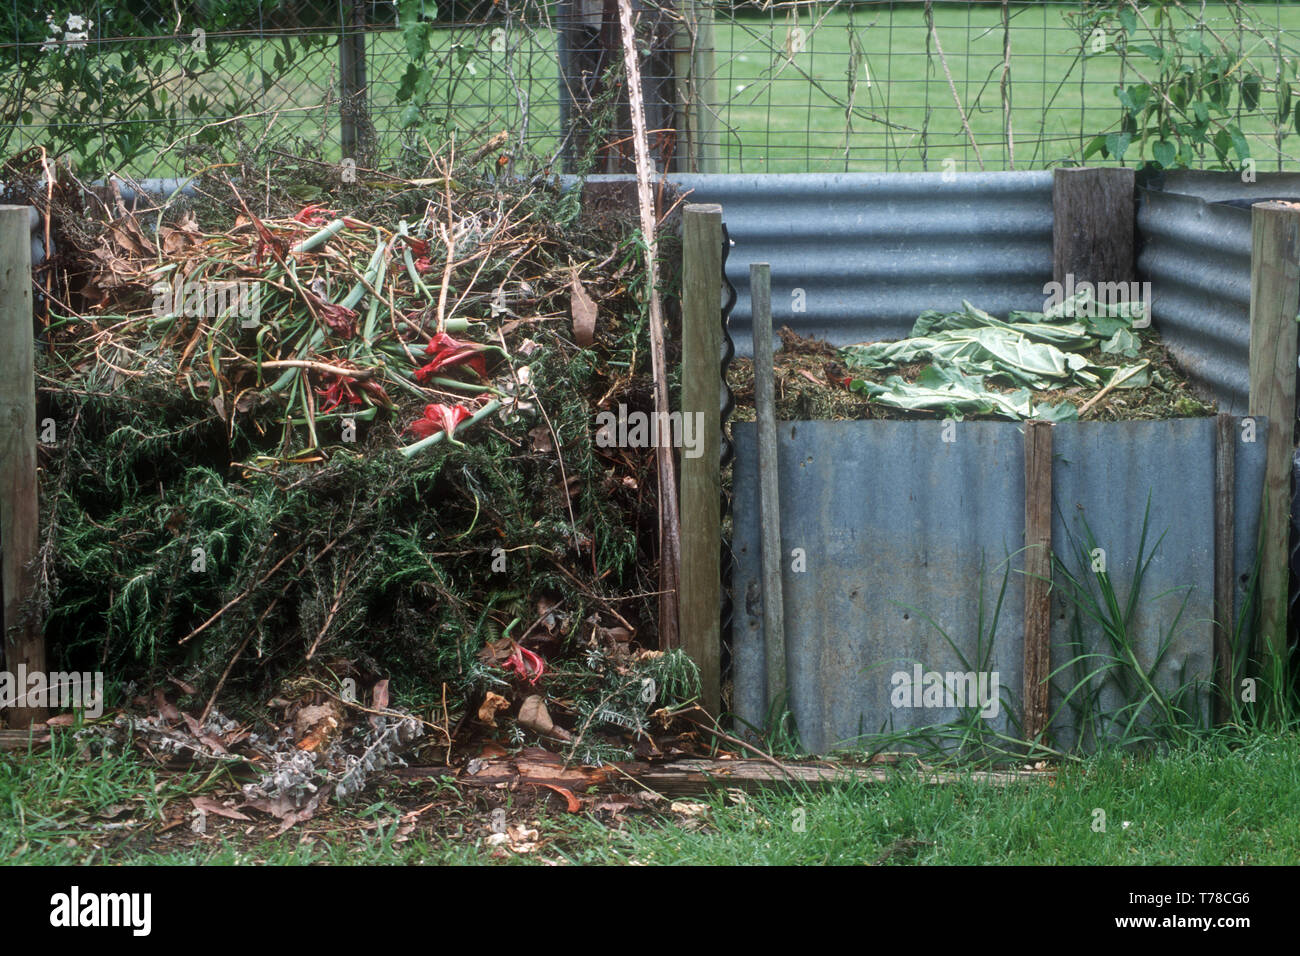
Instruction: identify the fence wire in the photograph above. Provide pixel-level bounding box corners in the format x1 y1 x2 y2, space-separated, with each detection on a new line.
5 2 1300 177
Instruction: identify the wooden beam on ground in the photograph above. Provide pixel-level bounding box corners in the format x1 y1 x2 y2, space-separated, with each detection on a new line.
679 204 724 717
0 205 44 728
1022 420 1053 745
396 751 1053 796
1247 201 1300 673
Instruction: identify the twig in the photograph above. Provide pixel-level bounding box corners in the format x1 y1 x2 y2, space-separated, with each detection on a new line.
177 541 305 645
1079 359 1150 418
617 0 682 648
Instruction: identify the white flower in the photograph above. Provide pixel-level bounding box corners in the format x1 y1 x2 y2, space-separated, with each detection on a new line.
65 14 90 31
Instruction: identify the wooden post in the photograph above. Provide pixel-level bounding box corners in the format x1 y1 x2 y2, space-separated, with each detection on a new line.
680 204 723 716
1247 201 1300 673
1022 420 1052 745
750 263 787 713
1052 167 1136 287
1213 412 1236 725
339 1 370 163
672 0 719 172
0 205 44 728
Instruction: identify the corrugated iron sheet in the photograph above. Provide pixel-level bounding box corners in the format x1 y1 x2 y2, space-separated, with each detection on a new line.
1137 172 1300 414
580 171 1055 355
730 417 1267 755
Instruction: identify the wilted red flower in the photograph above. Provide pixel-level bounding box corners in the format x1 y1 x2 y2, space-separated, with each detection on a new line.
502 644 545 685
318 301 358 339
406 402 472 440
294 204 338 226
316 373 390 413
414 256 434 274
414 332 489 382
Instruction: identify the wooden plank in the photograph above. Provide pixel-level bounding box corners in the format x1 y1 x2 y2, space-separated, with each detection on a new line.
397 754 1051 795
679 204 724 716
1052 166 1136 287
0 205 44 728
1247 201 1300 672
1022 420 1052 744
1214 412 1236 725
0 728 51 752
750 262 787 712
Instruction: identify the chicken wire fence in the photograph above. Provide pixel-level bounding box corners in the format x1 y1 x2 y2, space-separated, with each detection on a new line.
7 1 1300 177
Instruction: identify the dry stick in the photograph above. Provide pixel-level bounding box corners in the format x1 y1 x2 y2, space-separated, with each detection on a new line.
618 0 682 649
252 359 376 379
1001 0 1014 169
177 542 305 645
926 1 985 170
1078 360 1150 418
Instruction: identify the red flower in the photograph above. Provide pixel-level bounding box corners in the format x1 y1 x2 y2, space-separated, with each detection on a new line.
316 373 392 413
318 301 358 339
406 403 471 440
294 204 338 226
405 237 430 257
414 332 489 382
414 256 434 274
502 644 546 685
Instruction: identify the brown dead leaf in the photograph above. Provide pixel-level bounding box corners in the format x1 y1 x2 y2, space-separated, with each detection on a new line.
190 796 251 822
569 269 597 347
294 702 342 752
477 692 511 727
538 783 582 813
517 694 573 741
153 688 182 723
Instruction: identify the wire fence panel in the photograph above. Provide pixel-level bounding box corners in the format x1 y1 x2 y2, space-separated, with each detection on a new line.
8 2 1300 176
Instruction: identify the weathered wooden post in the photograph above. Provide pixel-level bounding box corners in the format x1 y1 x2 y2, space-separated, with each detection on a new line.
1022 420 1052 745
1052 167 1137 287
679 204 723 716
1247 201 1300 683
1038 167 1138 739
750 263 787 712
340 0 370 163
0 205 44 728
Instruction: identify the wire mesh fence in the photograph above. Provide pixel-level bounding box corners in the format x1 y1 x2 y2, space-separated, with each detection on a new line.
5 1 1300 177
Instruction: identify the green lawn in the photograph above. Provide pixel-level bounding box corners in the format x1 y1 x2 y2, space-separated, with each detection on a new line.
5 733 1298 864
12 2 1300 177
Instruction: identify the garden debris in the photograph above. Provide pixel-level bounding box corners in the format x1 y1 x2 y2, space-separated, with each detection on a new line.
840 291 1161 421
26 136 707 780
727 298 1216 425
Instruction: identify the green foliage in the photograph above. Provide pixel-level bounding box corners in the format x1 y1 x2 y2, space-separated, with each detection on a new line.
1074 1 1296 170
36 327 646 713
0 4 330 173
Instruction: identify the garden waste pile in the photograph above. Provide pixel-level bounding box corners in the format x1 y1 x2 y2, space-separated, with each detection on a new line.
728 292 1215 424
14 145 703 777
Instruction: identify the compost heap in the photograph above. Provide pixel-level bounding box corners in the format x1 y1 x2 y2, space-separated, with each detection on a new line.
728 294 1215 423
17 148 704 795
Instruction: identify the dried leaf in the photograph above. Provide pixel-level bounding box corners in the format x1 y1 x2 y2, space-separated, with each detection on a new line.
477 692 511 727
191 796 251 822
569 270 598 347
517 694 572 741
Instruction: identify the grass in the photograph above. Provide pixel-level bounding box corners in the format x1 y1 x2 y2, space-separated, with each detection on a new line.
4 731 1300 864
15 2 1300 177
